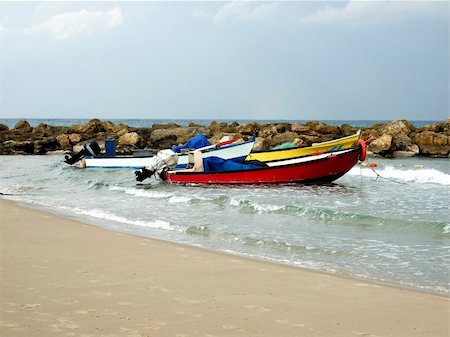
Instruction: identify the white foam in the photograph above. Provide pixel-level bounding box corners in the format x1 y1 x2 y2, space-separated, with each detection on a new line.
349 166 450 185
71 207 174 231
444 224 450 234
252 203 285 213
109 185 172 199
168 196 192 203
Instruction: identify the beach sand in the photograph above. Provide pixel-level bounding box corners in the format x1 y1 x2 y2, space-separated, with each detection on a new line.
0 199 448 337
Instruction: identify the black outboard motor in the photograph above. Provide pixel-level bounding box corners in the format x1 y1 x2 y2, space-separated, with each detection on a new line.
64 141 102 165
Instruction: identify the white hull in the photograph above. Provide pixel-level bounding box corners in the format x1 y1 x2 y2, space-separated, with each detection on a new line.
83 140 255 168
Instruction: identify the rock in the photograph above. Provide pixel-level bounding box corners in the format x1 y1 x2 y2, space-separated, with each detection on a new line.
259 125 278 138
392 133 417 153
67 118 105 135
296 134 322 146
368 133 393 154
118 132 144 147
32 123 56 137
113 124 129 136
306 121 339 134
13 120 32 132
101 120 115 131
414 131 450 156
380 120 414 136
68 133 82 144
341 123 358 136
236 122 259 135
150 127 206 149
1 118 449 158
34 138 57 154
6 140 34 154
56 134 71 150
269 132 300 147
85 119 106 134
208 133 242 144
292 138 306 147
151 123 180 130
251 137 271 152
422 123 443 133
291 123 311 133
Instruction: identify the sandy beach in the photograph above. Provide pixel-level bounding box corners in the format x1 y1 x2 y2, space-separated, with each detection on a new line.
0 198 448 337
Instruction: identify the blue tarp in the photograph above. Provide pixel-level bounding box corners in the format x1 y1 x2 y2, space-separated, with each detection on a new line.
202 157 262 173
172 133 211 153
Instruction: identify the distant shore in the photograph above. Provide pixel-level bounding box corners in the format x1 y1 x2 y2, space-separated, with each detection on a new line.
1 118 449 157
1 198 448 337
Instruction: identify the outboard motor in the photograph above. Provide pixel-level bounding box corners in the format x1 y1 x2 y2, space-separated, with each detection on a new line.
64 141 102 165
135 149 178 182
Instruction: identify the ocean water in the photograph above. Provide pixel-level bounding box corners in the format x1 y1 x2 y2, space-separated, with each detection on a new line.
0 118 443 129
0 154 449 296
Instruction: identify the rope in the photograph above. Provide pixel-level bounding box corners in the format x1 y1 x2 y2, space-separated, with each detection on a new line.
362 159 406 185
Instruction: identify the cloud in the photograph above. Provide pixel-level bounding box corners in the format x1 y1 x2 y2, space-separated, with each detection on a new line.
301 0 446 25
25 7 123 41
214 1 280 24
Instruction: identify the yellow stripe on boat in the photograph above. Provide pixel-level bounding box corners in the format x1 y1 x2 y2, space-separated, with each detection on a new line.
247 131 361 162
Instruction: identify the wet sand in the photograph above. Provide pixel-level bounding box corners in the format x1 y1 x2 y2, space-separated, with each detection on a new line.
0 198 448 337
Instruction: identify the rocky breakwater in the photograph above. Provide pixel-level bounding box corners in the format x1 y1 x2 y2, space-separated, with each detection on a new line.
0 118 449 158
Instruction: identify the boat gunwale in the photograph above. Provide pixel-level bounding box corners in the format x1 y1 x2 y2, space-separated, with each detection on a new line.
248 131 360 155
166 146 361 177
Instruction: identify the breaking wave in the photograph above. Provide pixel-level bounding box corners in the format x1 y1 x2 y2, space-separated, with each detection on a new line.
348 165 450 185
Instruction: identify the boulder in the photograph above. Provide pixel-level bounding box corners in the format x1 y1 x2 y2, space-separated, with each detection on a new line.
380 120 414 136
292 138 306 147
32 123 56 137
368 133 393 154
150 127 205 149
118 132 144 147
208 133 243 144
392 133 418 154
56 134 71 150
296 134 322 146
414 131 450 156
269 132 300 147
251 137 271 152
4 140 34 154
68 133 82 144
291 123 311 133
306 121 339 134
258 125 278 138
13 120 32 132
84 119 106 135
0 124 9 132
341 123 358 136
236 122 259 136
113 124 129 136
34 137 57 154
422 123 443 133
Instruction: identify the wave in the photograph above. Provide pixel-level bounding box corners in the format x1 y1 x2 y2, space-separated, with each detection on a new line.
109 185 174 199
69 207 174 231
225 196 449 234
348 166 450 185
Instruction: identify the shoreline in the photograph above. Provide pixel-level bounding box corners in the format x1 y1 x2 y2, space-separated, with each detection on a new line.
1 198 448 336
5 196 449 299
5 195 448 298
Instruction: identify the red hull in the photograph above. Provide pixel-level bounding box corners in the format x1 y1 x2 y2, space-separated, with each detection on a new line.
160 146 363 185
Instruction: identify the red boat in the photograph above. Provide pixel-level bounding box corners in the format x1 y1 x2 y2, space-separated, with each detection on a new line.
158 141 366 185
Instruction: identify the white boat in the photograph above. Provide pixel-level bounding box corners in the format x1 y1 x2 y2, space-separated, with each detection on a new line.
66 138 256 169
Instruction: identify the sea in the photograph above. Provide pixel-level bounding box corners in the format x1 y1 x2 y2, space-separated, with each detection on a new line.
0 118 449 296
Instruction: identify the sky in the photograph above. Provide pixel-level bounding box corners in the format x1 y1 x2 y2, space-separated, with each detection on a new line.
0 1 448 121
